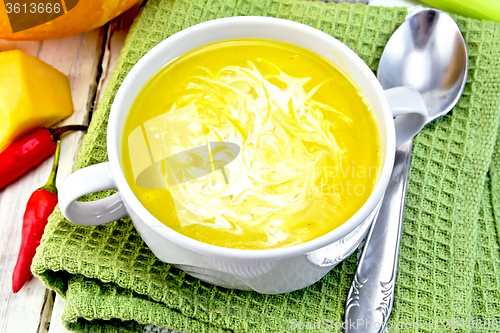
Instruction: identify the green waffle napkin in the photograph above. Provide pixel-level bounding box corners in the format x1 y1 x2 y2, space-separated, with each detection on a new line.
32 0 500 332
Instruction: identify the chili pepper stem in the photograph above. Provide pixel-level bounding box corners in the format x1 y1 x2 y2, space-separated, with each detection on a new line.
48 125 88 141
39 141 61 194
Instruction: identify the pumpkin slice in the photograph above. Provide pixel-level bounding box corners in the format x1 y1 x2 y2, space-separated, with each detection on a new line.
0 50 73 153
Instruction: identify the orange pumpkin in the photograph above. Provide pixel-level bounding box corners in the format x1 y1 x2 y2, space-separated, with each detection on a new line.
0 0 142 41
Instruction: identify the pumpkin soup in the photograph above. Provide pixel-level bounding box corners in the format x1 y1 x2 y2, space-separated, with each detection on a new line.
122 40 380 250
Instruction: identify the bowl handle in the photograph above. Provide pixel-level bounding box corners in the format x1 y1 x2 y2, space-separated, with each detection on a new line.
384 86 428 146
58 162 127 226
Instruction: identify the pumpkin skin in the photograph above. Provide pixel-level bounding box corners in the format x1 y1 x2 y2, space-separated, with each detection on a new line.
0 0 142 41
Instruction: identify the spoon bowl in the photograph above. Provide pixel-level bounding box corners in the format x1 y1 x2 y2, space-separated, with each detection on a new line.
377 9 468 121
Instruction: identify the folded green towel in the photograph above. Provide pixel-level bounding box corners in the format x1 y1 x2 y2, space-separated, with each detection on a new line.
32 0 500 332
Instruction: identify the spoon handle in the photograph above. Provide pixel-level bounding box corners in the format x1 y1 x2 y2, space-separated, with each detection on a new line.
344 139 413 333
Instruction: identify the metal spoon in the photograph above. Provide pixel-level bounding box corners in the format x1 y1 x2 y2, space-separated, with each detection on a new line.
344 9 468 333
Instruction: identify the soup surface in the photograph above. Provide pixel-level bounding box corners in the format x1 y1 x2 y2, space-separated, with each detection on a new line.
122 39 381 250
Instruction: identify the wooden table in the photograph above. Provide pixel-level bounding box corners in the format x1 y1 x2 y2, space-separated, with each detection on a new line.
0 0 424 331
0 6 140 332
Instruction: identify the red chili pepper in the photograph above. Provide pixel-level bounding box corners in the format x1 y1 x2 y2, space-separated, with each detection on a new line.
12 141 61 293
0 125 87 190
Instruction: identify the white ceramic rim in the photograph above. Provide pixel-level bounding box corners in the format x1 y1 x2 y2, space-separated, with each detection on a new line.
108 16 395 261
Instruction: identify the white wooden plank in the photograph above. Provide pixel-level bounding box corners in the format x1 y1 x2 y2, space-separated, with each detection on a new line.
0 28 105 333
38 290 55 333
47 8 139 331
46 295 70 333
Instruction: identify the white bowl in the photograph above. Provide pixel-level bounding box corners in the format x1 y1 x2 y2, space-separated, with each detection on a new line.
59 16 427 294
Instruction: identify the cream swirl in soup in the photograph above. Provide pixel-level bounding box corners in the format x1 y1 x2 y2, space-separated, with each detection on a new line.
122 40 380 250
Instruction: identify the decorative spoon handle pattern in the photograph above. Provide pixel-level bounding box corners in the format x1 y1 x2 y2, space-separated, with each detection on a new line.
344 140 413 333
